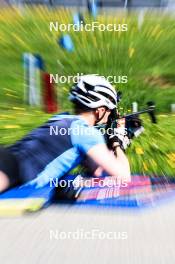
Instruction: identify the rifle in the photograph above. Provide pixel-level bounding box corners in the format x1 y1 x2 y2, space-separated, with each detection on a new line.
121 101 157 124
116 101 157 139
96 101 157 146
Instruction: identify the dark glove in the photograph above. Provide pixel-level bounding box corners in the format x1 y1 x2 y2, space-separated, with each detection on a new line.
53 175 83 201
107 126 131 151
125 115 144 139
96 119 131 151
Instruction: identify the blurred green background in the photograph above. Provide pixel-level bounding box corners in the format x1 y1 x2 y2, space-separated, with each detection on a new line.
0 7 174 176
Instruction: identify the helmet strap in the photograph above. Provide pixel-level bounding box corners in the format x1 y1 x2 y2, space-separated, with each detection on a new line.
94 108 107 124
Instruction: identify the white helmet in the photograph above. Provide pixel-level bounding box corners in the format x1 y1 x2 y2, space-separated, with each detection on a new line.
69 75 118 110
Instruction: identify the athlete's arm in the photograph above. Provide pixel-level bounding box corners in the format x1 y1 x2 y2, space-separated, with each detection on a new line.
71 120 131 183
87 144 131 183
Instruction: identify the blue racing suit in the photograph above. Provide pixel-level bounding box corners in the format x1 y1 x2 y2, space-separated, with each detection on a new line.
8 113 105 188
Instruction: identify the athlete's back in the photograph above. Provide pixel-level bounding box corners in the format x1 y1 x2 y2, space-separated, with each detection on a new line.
8 113 105 186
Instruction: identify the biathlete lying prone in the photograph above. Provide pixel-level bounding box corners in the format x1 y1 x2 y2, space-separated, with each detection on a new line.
0 75 132 193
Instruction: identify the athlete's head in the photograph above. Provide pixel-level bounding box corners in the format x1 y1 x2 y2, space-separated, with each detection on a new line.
69 75 118 124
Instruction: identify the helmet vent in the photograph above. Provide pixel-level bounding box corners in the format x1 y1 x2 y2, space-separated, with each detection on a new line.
83 81 94 91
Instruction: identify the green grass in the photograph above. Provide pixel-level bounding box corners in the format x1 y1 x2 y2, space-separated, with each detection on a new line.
0 107 174 177
0 7 175 177
1 7 175 110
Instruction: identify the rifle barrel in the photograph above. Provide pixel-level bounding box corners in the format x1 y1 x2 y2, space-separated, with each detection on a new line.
121 107 154 119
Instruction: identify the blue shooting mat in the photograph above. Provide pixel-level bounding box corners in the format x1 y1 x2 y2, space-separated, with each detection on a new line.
75 177 175 208
54 174 175 208
0 174 175 216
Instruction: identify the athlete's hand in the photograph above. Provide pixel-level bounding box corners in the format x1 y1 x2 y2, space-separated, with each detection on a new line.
126 116 144 139
108 126 131 151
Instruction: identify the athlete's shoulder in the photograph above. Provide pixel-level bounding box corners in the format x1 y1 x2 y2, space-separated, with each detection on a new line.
70 117 105 154
49 112 77 121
